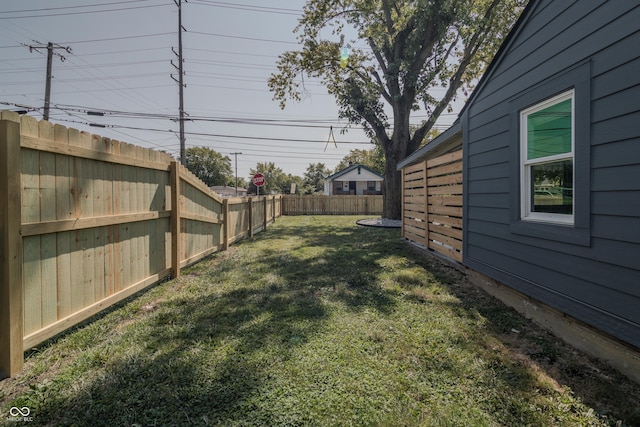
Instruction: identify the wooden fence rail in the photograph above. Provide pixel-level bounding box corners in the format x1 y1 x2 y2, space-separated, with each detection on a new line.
282 195 383 215
402 149 463 263
0 112 282 377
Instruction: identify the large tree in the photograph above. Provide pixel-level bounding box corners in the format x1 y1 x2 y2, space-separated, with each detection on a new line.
183 146 233 187
269 0 525 219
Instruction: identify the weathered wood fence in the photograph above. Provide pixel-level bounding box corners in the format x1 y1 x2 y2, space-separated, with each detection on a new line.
402 149 463 263
0 112 281 377
282 195 383 215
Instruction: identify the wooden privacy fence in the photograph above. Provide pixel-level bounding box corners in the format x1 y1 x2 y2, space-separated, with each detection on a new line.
282 195 383 215
402 149 463 263
0 112 281 377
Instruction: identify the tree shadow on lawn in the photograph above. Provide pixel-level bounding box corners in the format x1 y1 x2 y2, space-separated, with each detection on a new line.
15 219 402 426
9 217 639 425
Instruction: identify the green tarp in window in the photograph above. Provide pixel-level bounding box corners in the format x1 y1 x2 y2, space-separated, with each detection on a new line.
527 98 572 160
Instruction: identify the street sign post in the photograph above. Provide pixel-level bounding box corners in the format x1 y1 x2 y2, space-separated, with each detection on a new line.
252 173 265 196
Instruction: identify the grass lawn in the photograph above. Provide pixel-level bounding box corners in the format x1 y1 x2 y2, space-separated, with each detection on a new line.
1 216 639 426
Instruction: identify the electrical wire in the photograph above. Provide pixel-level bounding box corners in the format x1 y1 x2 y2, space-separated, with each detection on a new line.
189 1 301 15
0 2 171 20
0 0 156 14
188 30 298 45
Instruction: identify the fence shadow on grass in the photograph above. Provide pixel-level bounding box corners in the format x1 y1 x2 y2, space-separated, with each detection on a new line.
9 217 639 425
18 218 404 425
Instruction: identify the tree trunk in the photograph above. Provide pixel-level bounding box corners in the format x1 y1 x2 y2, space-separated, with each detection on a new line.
381 103 412 220
382 155 403 220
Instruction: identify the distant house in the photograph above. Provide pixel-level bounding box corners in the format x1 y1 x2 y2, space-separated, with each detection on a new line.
399 0 640 381
324 163 383 195
210 185 247 198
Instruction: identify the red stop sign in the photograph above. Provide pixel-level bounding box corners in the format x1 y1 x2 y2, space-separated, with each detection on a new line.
252 173 265 187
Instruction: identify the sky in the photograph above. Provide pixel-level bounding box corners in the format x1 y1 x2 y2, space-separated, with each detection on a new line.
0 0 459 181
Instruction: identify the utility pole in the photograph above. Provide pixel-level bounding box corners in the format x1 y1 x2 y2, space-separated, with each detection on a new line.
230 152 242 195
172 0 187 165
26 41 72 121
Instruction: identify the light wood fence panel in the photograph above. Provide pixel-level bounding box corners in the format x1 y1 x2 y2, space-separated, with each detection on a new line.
282 195 383 215
0 112 282 378
402 149 463 263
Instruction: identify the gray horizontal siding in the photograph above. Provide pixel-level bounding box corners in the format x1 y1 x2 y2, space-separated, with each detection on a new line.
465 236 640 303
472 2 640 117
464 0 640 347
467 219 639 272
465 245 640 349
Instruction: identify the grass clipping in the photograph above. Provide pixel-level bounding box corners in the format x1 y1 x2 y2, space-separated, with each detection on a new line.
1 216 639 426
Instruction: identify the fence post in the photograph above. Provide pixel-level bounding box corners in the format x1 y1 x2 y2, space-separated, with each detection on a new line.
272 195 276 222
0 112 24 378
401 170 405 238
248 197 253 237
263 197 268 230
170 161 181 279
222 198 229 251
423 161 429 246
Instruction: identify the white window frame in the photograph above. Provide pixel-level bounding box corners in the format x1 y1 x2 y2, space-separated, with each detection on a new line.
520 90 575 225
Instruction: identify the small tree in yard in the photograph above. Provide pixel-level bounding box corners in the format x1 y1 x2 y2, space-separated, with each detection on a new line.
302 162 331 194
269 0 525 219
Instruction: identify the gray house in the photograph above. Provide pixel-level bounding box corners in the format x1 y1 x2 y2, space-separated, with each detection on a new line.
399 0 640 380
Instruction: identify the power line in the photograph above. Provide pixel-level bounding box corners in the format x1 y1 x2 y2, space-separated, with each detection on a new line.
52 117 373 144
188 30 298 45
0 3 171 20
0 0 155 14
189 1 301 15
58 32 175 45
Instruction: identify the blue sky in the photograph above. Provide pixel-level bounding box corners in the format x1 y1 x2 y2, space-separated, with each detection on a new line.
0 0 459 179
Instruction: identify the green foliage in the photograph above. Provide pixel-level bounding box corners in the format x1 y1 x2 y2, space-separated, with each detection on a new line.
335 146 385 174
302 162 331 194
248 162 293 194
283 173 304 194
269 0 526 218
183 146 233 187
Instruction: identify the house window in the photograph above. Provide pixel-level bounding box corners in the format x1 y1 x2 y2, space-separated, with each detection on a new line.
520 90 574 224
367 181 376 191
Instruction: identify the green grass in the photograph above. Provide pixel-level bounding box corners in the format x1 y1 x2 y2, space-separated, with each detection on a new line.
1 216 639 426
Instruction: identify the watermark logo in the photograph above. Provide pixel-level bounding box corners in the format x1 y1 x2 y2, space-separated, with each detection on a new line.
6 406 33 422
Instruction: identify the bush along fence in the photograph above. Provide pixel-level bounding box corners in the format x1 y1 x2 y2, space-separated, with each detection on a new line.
0 112 282 378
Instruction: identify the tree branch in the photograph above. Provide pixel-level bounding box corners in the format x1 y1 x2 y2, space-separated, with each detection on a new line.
370 69 392 104
367 37 388 76
380 0 395 35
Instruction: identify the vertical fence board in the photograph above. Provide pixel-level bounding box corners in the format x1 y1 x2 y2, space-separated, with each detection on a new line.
36 122 58 327
70 231 85 313
170 162 181 278
54 126 72 319
23 236 42 335
0 113 24 377
21 118 42 337
40 233 58 327
56 231 72 319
